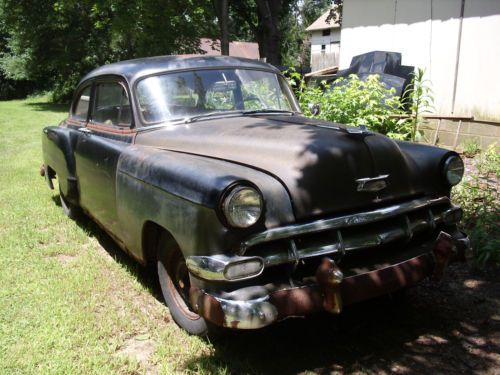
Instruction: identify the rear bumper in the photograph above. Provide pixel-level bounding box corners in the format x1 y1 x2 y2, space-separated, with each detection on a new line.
189 231 470 329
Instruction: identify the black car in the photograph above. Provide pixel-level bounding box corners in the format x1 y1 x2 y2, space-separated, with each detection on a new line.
41 55 469 335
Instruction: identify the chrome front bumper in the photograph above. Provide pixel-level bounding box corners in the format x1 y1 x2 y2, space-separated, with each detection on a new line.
189 230 470 330
188 196 462 282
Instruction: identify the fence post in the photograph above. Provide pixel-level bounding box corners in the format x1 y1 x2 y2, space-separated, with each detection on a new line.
453 120 463 150
433 119 442 145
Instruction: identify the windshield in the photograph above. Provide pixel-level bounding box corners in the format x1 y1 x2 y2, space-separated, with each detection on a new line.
136 69 300 124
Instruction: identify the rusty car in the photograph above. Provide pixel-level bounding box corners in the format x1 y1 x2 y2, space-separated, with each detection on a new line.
41 56 470 335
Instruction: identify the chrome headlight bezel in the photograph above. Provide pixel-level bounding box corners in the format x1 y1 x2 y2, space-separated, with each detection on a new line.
443 155 464 186
222 185 263 228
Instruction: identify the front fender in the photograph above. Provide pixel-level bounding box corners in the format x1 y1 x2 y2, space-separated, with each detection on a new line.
115 146 294 261
395 140 458 197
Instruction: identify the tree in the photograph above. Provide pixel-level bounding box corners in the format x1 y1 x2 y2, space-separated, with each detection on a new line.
0 0 217 101
230 0 293 66
214 0 229 55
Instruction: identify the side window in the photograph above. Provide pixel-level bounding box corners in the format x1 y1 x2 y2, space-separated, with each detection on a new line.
73 86 91 121
93 82 131 126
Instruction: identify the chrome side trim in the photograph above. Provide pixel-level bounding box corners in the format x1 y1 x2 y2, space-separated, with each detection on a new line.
240 197 450 253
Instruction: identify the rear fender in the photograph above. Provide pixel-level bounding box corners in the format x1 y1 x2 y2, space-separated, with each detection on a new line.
42 126 79 201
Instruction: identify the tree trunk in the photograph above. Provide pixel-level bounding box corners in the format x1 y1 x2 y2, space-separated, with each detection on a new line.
215 0 229 55
255 0 283 66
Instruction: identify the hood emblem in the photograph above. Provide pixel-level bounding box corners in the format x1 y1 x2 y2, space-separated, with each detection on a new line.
356 174 389 192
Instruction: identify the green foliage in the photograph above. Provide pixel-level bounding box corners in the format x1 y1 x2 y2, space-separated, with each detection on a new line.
288 70 413 139
462 138 481 158
0 0 217 101
453 144 500 267
403 67 434 142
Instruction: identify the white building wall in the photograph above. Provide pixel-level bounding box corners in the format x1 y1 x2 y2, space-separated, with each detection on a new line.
310 29 341 53
310 28 341 70
339 0 500 120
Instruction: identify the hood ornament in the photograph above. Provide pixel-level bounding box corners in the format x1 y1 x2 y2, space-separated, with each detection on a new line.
345 124 374 138
356 174 389 192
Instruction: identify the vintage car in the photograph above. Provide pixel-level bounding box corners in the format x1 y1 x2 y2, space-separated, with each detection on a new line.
41 56 470 335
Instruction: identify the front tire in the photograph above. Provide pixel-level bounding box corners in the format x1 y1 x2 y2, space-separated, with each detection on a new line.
156 232 209 336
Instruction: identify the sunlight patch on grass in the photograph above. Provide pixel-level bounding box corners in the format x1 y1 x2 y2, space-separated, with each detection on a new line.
0 96 251 374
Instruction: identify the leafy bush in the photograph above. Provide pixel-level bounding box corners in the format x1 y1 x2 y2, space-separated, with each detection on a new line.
287 70 431 141
453 144 500 267
403 68 434 142
462 139 481 158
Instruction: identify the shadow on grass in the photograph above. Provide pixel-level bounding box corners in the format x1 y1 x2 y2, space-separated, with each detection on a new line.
51 195 499 374
26 101 69 114
51 194 163 302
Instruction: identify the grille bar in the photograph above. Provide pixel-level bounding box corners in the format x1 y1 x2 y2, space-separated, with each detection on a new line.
240 196 450 254
247 199 462 269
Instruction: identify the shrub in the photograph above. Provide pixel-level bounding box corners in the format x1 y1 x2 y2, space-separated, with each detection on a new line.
462 139 481 158
288 70 427 141
403 68 434 142
453 144 499 267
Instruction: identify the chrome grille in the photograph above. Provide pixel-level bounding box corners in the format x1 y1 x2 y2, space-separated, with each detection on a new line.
241 197 461 268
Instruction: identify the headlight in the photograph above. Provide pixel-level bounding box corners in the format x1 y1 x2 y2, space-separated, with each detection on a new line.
223 186 263 228
443 155 464 186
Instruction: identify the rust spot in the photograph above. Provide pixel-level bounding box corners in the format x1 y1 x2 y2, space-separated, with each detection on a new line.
189 287 225 327
431 231 455 281
316 257 343 314
341 254 432 306
270 286 323 320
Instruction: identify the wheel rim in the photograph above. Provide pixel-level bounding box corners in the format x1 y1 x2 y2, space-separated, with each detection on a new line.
166 249 199 320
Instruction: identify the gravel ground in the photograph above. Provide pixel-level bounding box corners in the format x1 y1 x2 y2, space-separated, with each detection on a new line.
207 262 500 374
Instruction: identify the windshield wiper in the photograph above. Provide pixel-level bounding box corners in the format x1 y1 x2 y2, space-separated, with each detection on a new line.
185 110 244 123
241 109 295 116
184 109 295 123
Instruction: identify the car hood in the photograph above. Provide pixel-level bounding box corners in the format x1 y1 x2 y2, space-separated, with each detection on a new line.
135 115 441 220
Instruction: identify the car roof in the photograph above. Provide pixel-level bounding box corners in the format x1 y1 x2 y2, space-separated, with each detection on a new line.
80 55 279 86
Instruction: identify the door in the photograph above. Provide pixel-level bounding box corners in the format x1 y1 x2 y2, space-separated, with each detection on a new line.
75 80 134 236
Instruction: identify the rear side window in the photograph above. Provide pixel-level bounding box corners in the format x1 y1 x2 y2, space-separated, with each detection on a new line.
73 86 91 121
93 82 131 126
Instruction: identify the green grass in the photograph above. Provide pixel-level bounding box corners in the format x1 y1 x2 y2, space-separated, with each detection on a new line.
3 96 497 375
0 96 234 374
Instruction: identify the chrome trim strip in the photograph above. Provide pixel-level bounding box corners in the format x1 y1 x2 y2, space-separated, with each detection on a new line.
240 197 450 253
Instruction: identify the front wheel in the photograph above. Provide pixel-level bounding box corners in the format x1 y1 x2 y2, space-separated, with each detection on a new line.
156 232 210 336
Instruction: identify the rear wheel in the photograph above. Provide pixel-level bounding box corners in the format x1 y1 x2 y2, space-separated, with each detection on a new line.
156 232 210 336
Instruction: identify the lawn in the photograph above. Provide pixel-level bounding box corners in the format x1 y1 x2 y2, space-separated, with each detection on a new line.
0 97 235 374
1 97 498 375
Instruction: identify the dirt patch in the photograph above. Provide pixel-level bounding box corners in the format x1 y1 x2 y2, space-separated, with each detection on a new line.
115 334 157 374
46 253 78 265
